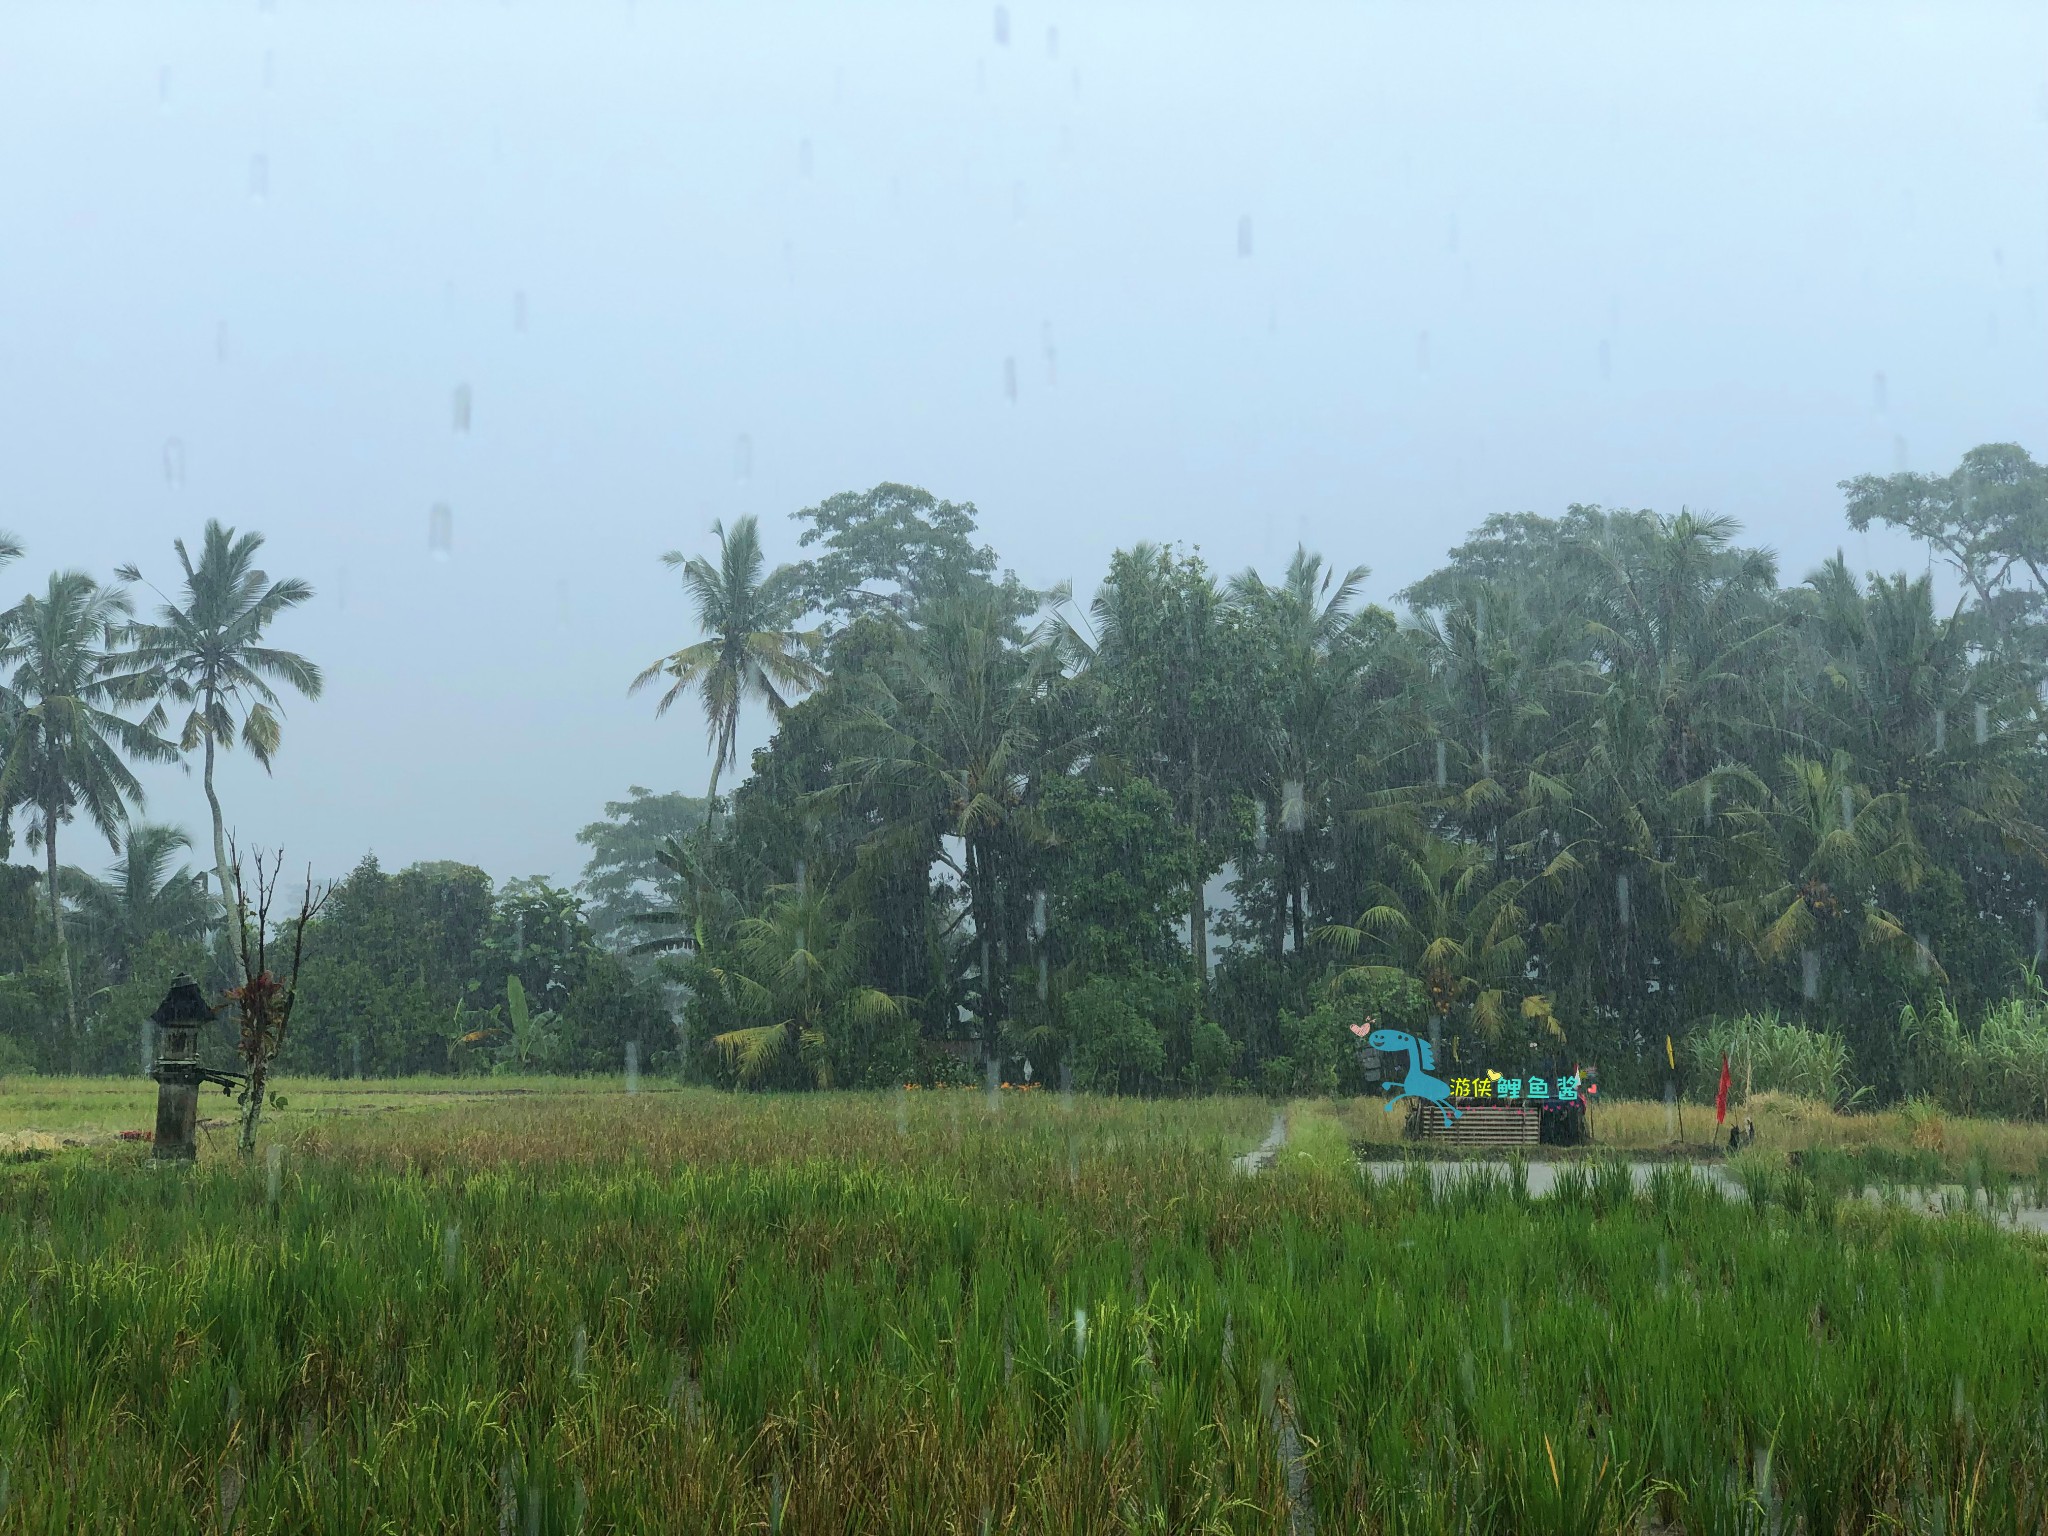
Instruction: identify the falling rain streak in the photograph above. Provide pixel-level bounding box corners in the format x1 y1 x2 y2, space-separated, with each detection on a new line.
428 503 453 559
451 383 472 434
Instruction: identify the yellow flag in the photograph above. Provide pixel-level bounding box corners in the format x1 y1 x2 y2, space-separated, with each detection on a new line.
1665 1035 1675 1071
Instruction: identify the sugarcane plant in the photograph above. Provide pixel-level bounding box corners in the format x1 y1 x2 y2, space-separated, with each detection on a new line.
224 839 329 1155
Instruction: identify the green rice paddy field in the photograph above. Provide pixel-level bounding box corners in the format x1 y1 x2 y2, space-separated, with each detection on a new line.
4 1083 2048 1533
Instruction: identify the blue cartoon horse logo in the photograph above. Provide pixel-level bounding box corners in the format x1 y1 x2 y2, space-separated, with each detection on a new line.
1356 1026 1463 1122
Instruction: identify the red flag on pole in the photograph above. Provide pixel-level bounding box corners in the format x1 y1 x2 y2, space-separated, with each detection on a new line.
1715 1054 1732 1126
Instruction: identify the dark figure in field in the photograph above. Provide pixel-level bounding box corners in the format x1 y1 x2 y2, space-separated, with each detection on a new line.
1729 1123 1741 1153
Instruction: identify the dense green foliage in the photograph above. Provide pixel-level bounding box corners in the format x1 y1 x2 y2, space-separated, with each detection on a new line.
0 452 2044 1103
654 455 2048 1101
281 858 672 1078
5 1091 2048 1531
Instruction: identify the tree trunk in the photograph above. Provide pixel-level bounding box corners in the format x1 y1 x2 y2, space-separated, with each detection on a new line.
702 758 723 834
1269 815 1286 959
203 721 235 917
1290 851 1308 956
237 1042 269 1157
1188 739 1206 987
45 813 80 1067
967 836 999 1041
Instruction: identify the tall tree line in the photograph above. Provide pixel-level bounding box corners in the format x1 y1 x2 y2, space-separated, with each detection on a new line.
644 456 2048 1099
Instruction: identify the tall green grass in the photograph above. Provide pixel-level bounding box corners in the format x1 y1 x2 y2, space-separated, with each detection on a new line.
2 1090 2046 1532
1902 989 2048 1120
1685 1012 1857 1109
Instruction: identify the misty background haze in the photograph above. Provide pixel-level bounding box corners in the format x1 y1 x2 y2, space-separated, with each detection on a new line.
6 1 2043 887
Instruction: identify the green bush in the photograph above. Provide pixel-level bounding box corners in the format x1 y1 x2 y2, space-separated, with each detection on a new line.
1259 1003 1352 1096
1186 1016 1235 1092
1067 977 1167 1092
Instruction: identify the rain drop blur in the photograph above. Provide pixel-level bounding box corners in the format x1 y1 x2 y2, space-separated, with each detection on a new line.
429 503 453 560
452 383 472 434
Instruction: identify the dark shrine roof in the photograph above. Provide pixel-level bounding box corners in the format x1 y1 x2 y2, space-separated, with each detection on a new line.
150 973 219 1027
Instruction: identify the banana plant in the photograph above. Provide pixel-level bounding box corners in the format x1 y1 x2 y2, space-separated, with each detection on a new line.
490 976 560 1074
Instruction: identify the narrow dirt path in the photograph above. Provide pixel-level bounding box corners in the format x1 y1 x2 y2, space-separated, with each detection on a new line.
1233 1111 1289 1174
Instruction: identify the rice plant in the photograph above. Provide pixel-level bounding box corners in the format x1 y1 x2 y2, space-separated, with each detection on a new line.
3 1089 2047 1532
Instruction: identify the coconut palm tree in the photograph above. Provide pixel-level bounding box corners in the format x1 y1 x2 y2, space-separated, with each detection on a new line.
60 821 213 981
709 877 899 1087
0 572 176 1051
1759 751 1926 972
1316 832 1531 1045
1227 546 1374 953
118 521 322 915
846 595 1059 1040
632 515 821 830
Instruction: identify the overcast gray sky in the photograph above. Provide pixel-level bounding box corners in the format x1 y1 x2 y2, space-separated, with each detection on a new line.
5 1 2043 890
